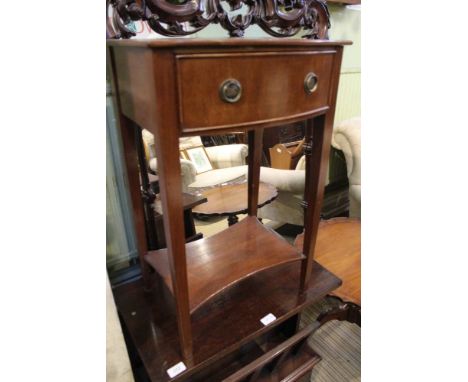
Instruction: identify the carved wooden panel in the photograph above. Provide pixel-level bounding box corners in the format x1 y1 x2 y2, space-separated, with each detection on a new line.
107 0 330 39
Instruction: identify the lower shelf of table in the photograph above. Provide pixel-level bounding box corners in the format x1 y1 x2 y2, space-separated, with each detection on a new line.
113 260 341 382
145 216 304 313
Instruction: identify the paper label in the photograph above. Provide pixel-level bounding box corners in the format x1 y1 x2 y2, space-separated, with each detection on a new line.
260 313 277 326
167 362 187 378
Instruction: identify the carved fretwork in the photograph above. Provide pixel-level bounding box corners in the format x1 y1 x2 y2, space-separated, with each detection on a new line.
107 0 330 39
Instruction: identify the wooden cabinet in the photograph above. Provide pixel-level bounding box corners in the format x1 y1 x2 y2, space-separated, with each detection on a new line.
108 38 350 381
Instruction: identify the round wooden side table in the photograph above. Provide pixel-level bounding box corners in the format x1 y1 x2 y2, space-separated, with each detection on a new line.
294 218 361 325
192 182 278 225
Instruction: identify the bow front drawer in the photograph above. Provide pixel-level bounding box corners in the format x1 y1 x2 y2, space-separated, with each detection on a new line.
175 50 336 134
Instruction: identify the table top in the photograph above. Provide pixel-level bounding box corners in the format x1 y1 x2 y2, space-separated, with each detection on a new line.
192 182 278 216
108 38 352 49
153 193 207 219
294 218 361 305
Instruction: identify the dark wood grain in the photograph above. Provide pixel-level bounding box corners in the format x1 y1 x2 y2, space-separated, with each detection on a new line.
223 322 320 382
108 0 332 39
192 182 277 216
145 216 305 313
300 46 344 291
108 38 349 377
294 218 361 305
112 260 341 382
176 52 335 133
144 50 193 361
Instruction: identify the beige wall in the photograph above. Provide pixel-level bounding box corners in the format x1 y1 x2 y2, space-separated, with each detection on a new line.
328 4 361 124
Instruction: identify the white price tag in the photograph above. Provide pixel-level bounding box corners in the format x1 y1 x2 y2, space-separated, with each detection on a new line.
167 362 187 378
260 313 277 326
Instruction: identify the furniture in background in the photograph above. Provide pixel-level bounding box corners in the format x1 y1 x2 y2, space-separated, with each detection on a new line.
262 122 305 165
269 139 305 170
258 117 361 225
192 182 278 226
108 34 350 382
201 133 246 146
294 218 361 326
145 122 358 225
143 133 249 192
152 193 207 248
332 117 361 218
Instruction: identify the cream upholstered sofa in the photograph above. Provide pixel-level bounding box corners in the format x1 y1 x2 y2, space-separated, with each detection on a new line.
143 117 360 223
333 117 361 218
143 132 248 191
258 117 361 224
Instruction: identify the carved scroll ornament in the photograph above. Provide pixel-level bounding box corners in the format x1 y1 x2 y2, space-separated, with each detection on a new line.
107 0 330 39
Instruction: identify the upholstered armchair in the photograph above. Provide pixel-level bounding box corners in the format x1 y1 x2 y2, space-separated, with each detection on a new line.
142 117 361 223
332 117 361 218
142 132 248 192
258 117 361 224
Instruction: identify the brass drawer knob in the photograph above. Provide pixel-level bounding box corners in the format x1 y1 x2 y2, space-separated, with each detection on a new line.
219 79 242 103
304 72 318 94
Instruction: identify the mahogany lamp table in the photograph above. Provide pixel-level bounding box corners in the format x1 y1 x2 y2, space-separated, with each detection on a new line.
108 35 352 380
294 218 361 325
192 182 278 226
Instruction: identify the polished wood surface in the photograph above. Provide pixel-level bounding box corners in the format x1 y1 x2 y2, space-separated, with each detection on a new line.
109 38 348 373
247 129 264 217
300 43 343 291
152 193 207 249
109 40 350 137
145 216 304 312
294 218 361 305
153 193 207 216
176 51 334 133
107 38 352 49
192 182 277 216
224 322 321 382
113 260 341 382
143 49 194 360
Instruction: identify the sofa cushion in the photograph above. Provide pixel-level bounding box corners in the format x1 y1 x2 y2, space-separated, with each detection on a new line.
188 165 248 189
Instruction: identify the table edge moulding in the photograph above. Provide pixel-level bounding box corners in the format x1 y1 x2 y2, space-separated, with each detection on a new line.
107 6 352 378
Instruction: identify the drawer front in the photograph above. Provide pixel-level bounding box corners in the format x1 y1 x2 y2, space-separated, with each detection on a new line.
176 51 336 133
